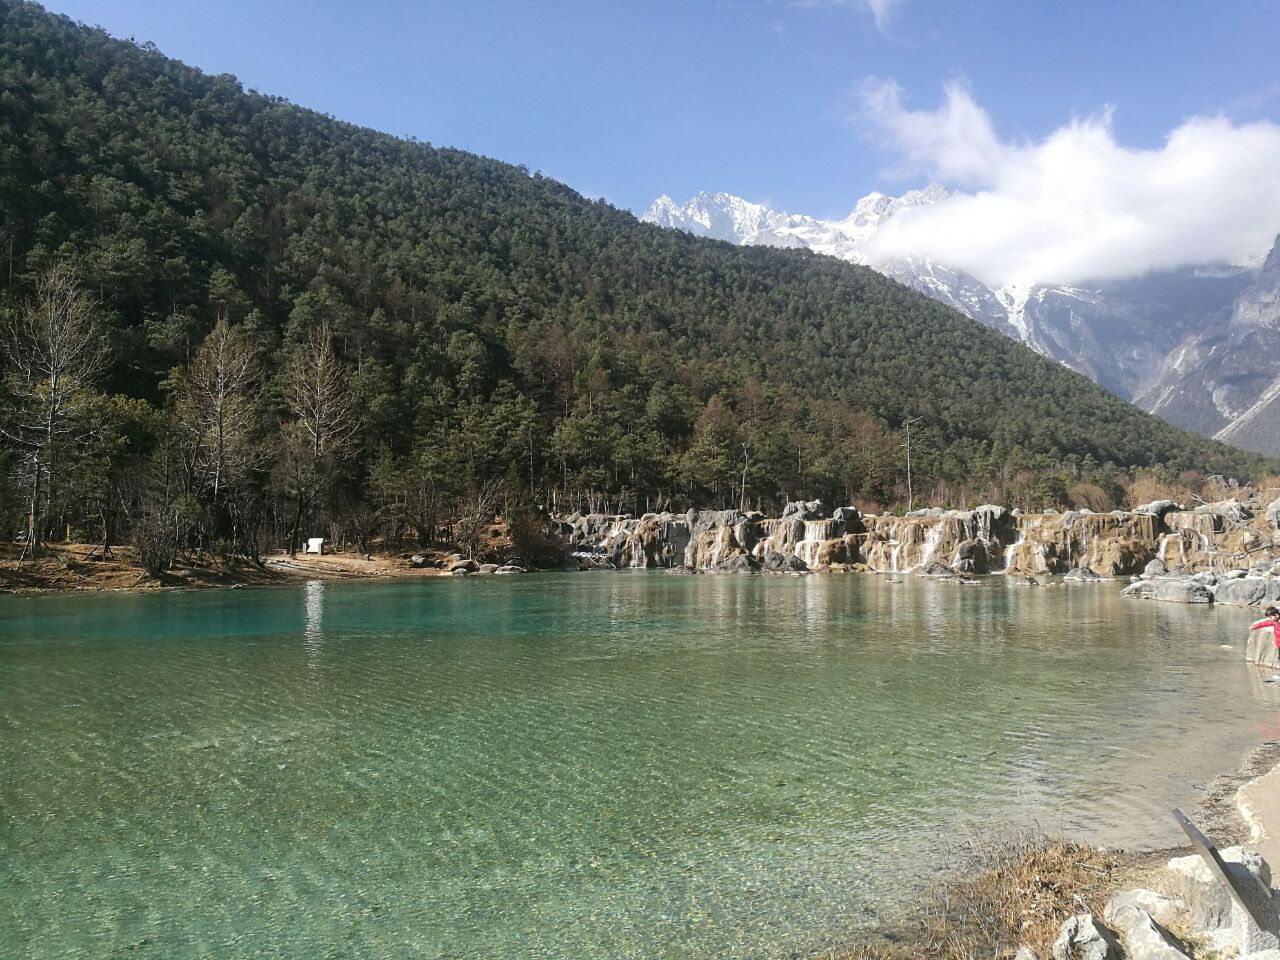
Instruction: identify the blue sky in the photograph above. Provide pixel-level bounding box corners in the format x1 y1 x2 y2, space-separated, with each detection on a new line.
41 0 1280 222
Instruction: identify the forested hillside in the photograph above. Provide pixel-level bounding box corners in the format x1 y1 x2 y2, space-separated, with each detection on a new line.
0 0 1268 562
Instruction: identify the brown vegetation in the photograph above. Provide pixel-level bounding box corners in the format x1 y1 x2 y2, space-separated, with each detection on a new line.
828 832 1162 960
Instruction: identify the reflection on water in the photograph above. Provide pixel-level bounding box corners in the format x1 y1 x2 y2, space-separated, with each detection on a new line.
304 578 324 663
1 574 1278 959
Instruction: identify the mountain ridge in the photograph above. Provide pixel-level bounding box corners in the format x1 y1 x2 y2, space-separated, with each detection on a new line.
0 0 1269 528
643 189 1280 451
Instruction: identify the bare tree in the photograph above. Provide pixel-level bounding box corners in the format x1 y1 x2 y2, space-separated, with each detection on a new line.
456 478 505 560
176 319 261 503
0 267 106 558
281 325 355 555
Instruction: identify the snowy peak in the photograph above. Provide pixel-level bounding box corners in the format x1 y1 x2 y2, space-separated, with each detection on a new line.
640 185 950 261
640 191 777 243
642 183 1277 447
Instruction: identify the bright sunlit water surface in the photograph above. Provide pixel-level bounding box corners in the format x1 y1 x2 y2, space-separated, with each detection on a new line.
4 573 1279 958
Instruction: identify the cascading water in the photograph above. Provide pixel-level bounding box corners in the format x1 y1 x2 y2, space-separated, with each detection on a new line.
919 525 943 569
1003 528 1025 571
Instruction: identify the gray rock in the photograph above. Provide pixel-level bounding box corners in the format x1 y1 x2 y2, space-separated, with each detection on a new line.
1223 569 1249 580
1196 498 1253 524
1051 914 1120 960
478 563 500 574
1014 949 1038 960
1213 577 1280 607
1268 496 1280 531
1106 905 1190 960
760 553 809 574
1144 558 1168 577
1065 567 1105 582
915 561 955 576
715 553 759 574
447 558 480 573
495 564 526 575
1123 580 1214 603
1014 576 1041 587
409 554 431 569
780 500 823 521
449 567 472 576
1135 500 1181 520
1167 846 1272 932
831 506 866 532
905 507 945 518
1103 889 1185 928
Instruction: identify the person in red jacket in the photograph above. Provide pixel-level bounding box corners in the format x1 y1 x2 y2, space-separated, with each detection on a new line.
1250 606 1280 664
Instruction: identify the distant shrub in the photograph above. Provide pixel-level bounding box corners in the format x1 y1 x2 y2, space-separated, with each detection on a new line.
1067 482 1114 512
132 505 180 579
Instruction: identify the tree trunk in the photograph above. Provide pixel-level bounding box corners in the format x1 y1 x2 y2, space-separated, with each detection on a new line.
20 450 42 561
288 494 306 557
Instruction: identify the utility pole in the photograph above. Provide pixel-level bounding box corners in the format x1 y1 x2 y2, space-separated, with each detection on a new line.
902 417 922 513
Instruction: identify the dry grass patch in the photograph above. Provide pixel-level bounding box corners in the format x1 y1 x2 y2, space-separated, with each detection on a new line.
828 830 1161 960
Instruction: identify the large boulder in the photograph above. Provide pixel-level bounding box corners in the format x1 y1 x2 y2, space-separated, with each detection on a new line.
831 506 866 533
1065 567 1105 582
780 500 824 521
915 561 955 576
1105 905 1190 960
1122 580 1214 603
1214 577 1280 608
447 558 480 573
1268 496 1280 531
1102 889 1184 929
1195 499 1253 524
1144 558 1168 577
1134 500 1181 520
1051 914 1120 960
716 553 759 575
1166 846 1271 932
759 552 809 574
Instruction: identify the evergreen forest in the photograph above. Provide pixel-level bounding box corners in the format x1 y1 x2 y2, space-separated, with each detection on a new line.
0 0 1268 565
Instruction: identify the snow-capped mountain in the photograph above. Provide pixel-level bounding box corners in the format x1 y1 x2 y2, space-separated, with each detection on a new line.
642 189 1278 453
643 186 947 262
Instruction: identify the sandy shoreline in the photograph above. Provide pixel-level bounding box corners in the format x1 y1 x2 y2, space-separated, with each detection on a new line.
0 543 457 594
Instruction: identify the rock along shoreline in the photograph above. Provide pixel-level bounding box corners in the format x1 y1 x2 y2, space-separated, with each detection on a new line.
560 491 1280 608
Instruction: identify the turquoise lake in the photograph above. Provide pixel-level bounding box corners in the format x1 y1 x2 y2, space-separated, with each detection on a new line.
4 573 1280 958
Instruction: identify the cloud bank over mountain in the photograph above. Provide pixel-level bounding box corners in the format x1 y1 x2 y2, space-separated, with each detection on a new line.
859 80 1280 287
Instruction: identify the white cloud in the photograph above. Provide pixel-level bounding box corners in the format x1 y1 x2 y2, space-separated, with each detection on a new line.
864 0 904 30
859 79 1280 287
792 0 905 31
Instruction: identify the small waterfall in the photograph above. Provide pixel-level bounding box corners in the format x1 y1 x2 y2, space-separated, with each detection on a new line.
1158 535 1171 563
890 541 902 574
1003 529 1025 571
803 519 835 541
919 525 942 568
790 519 836 569
795 539 822 568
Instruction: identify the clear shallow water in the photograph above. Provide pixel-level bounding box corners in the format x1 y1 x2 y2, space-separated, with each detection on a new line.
3 574 1279 959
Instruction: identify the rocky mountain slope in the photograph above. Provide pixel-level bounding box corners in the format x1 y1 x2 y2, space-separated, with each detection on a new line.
644 191 1280 452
